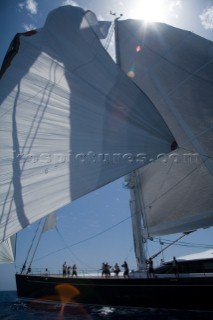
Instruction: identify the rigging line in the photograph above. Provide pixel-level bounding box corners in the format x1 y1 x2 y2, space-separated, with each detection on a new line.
55 227 94 270
150 233 189 260
156 240 213 249
34 215 131 262
156 236 213 247
176 241 213 248
124 245 133 262
153 238 213 249
20 219 42 273
27 218 46 269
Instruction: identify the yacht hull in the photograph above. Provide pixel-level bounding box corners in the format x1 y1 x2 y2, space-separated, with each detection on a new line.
16 274 213 310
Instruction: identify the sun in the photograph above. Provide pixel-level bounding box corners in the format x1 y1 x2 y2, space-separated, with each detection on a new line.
129 0 167 22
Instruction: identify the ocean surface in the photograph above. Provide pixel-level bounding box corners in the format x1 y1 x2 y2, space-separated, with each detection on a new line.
0 291 213 320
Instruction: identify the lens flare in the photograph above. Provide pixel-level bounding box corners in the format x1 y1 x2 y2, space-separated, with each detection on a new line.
55 283 80 303
136 45 141 52
127 64 135 78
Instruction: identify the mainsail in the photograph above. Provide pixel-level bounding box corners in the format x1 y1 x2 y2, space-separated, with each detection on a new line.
0 6 174 243
116 19 213 236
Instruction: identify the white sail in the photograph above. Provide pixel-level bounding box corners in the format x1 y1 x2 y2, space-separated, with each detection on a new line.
116 19 213 235
132 150 213 236
0 235 16 263
0 6 174 242
42 212 56 233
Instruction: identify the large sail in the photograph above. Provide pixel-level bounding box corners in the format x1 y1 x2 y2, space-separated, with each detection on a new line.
116 19 213 235
0 6 174 242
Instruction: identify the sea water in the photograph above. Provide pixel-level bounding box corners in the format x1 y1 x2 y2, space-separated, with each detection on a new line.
0 291 213 320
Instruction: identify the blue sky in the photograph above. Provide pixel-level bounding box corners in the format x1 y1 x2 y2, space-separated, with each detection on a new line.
0 0 213 291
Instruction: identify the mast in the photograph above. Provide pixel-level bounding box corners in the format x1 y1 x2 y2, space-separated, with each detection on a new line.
104 11 122 52
114 16 147 272
125 172 147 271
112 12 123 66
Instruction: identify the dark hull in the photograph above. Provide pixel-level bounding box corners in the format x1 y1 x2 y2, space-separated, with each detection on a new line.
16 274 213 310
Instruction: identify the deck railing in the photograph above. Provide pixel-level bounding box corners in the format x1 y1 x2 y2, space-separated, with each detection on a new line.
17 267 111 278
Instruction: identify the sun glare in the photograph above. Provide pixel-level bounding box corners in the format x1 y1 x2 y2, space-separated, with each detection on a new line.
130 0 167 22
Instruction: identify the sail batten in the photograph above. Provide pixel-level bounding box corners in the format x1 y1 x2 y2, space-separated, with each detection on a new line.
0 6 175 243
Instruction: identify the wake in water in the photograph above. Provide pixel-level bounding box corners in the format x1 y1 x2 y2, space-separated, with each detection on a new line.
0 291 213 320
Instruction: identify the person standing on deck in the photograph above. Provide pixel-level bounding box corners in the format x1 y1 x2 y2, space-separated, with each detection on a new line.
62 262 67 277
72 264 78 277
67 265 71 277
147 258 154 278
113 263 121 278
172 256 179 278
122 261 129 278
